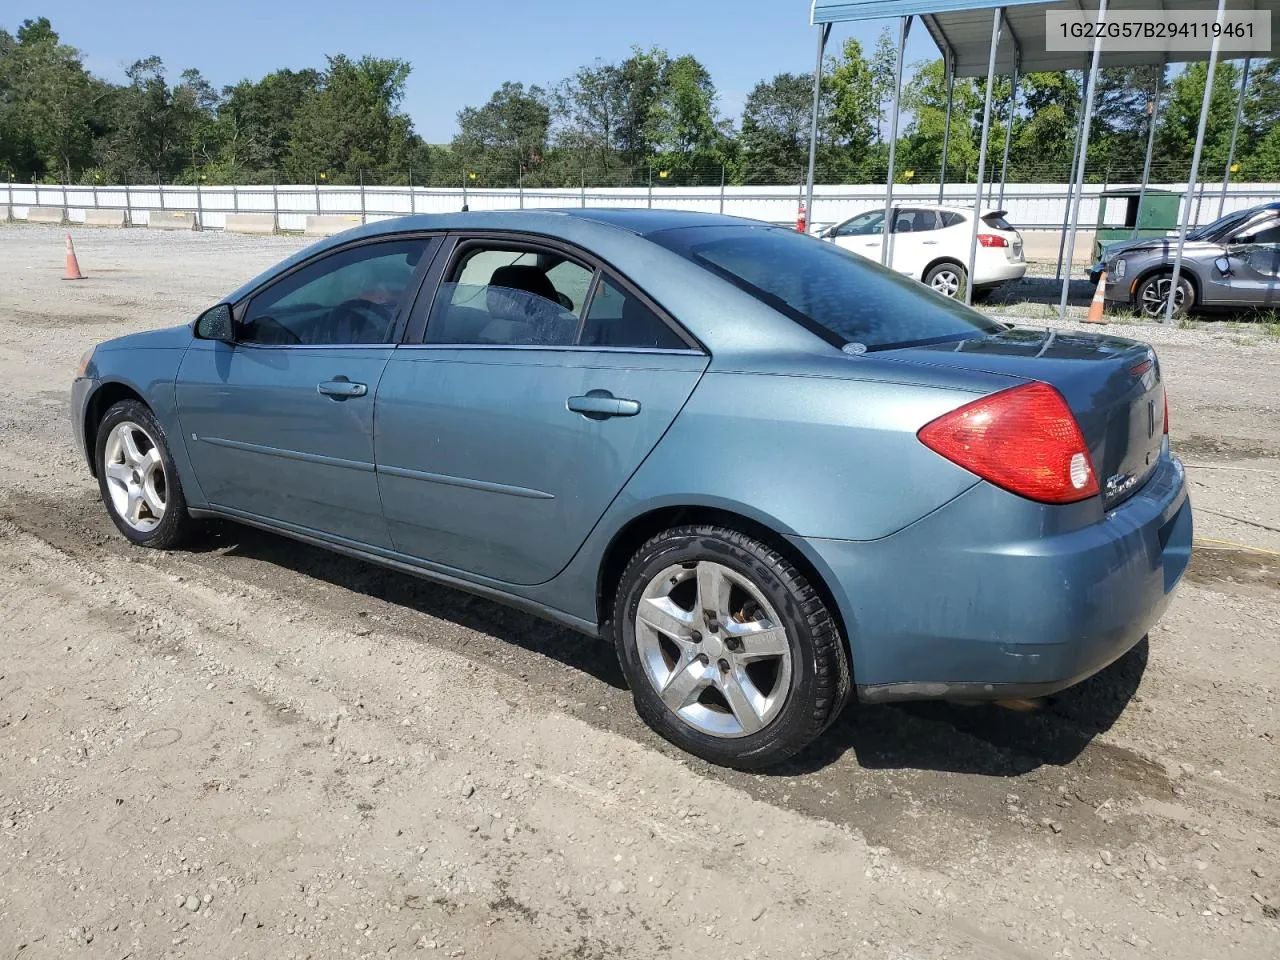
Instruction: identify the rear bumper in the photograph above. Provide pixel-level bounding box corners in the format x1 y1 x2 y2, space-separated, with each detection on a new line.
973 259 1027 286
790 455 1191 702
71 376 97 474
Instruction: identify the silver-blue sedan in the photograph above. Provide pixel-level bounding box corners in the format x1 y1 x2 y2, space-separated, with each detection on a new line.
70 209 1192 769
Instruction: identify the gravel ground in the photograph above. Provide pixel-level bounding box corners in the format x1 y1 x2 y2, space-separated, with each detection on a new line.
1 223 1278 960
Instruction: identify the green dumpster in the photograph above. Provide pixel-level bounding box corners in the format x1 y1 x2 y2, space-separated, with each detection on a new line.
1092 188 1181 261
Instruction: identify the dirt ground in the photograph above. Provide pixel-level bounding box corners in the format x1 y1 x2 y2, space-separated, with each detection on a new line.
1 223 1277 960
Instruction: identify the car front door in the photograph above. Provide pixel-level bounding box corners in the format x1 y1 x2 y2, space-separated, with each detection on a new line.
1222 215 1280 307
829 210 885 262
175 235 437 547
373 235 709 585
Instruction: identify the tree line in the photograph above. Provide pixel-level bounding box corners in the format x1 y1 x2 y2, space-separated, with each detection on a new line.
3 15 1279 189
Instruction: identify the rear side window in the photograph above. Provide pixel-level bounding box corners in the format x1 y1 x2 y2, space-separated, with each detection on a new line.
982 212 1014 231
650 225 999 351
580 278 686 349
894 208 939 233
939 211 966 228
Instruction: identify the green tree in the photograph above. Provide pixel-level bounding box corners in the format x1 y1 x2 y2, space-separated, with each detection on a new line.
285 55 415 181
825 38 877 161
1155 60 1241 179
215 69 319 178
739 72 819 183
0 18 99 181
647 54 730 181
868 27 898 144
899 58 982 182
453 81 551 185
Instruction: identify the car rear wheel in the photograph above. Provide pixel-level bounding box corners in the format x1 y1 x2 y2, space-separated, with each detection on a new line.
95 399 194 549
925 262 966 299
1137 273 1195 319
612 525 850 769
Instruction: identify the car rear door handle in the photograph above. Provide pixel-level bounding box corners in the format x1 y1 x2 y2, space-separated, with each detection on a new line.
318 378 367 399
922 240 938 245
568 391 641 420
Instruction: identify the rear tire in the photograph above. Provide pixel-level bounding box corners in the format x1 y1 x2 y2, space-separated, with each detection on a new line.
612 525 851 770
925 262 966 300
95 400 194 549
1137 272 1195 319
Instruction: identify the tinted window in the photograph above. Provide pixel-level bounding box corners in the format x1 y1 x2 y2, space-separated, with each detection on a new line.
939 210 966 228
580 278 686 349
981 212 1014 231
426 244 590 346
240 239 427 345
651 225 1000 350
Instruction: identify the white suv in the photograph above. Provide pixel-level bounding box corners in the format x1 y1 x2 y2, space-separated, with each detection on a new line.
819 205 1026 299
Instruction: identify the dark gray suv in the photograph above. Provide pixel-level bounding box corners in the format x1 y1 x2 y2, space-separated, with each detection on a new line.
1089 200 1280 318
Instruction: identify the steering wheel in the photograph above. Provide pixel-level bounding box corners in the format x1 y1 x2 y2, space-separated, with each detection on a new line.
329 298 394 344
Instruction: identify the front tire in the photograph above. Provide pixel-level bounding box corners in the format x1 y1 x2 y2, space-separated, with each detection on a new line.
95 399 194 549
925 262 966 300
612 525 850 769
1137 272 1195 319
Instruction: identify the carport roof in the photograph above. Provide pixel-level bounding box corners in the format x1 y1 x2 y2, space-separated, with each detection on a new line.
811 0 1280 76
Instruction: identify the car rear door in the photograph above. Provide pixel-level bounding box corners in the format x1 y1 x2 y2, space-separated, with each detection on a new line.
373 234 709 586
888 208 940 279
175 235 438 547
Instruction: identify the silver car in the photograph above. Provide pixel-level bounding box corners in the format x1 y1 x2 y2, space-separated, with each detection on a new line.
1090 200 1280 318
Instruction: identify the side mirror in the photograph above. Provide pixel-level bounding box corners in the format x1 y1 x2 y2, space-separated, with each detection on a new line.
196 303 235 343
1214 256 1232 277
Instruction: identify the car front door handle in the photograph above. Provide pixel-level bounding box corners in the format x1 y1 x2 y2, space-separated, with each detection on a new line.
922 240 938 245
318 378 367 400
567 391 641 420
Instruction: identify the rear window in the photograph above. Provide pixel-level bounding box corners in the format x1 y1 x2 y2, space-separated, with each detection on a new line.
981 212 1015 231
649 225 1000 351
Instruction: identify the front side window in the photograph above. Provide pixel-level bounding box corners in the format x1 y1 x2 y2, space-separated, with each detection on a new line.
835 211 884 237
1233 216 1280 246
426 244 590 346
239 238 428 345
651 224 1000 351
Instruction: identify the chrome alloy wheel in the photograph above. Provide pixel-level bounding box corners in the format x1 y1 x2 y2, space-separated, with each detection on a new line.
930 268 962 298
103 421 167 532
1140 277 1186 318
634 560 792 738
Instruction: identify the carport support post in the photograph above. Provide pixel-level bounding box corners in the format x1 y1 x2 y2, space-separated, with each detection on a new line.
359 170 367 225
1134 71 1162 239
965 9 1002 306
1055 68 1091 281
939 54 954 204
1166 0 1227 323
195 176 204 230
880 15 912 267
1219 56 1251 218
998 62 1019 209
803 22 832 236
271 176 279 233
1057 0 1108 320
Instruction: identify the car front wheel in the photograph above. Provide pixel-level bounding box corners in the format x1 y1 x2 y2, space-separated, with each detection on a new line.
1137 272 1195 319
612 525 850 769
95 399 194 548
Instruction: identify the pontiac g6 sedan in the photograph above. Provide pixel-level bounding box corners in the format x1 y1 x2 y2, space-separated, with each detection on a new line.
71 210 1192 769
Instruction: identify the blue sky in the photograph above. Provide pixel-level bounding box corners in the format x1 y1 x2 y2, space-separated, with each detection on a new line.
13 0 939 142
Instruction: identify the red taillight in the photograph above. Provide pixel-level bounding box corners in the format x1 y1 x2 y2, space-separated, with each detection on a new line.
917 383 1100 504
976 233 1009 248
1163 393 1169 435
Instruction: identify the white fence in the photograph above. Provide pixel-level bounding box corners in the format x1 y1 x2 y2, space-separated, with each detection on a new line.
2 180 1277 233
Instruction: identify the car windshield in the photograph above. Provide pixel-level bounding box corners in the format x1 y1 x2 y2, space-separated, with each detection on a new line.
1188 209 1254 241
649 224 1001 351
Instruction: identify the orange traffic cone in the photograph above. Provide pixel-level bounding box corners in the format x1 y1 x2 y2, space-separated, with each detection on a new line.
64 232 85 280
1084 269 1106 323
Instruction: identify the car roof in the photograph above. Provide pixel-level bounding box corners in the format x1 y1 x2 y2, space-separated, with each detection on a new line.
349 207 763 240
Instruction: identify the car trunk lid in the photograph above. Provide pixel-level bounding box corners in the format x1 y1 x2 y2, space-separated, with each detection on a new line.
878 328 1165 508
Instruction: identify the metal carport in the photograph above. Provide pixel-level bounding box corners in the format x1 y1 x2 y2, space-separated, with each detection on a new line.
804 0 1280 319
